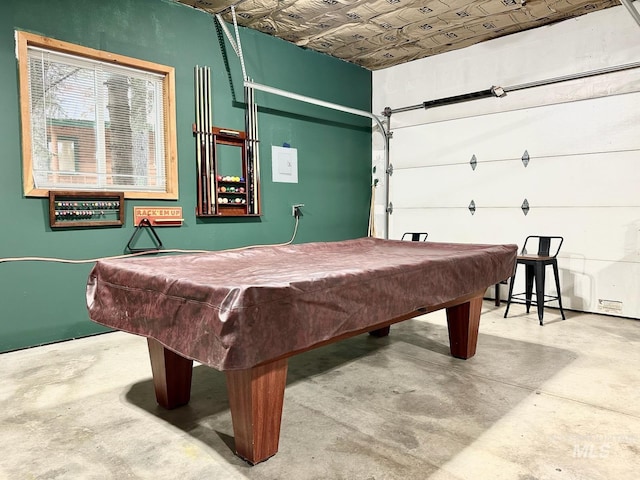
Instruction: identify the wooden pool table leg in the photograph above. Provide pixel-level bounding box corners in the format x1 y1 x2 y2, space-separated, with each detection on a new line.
446 294 483 359
225 358 288 465
147 338 193 409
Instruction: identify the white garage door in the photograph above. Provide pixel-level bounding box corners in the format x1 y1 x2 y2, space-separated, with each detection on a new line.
387 83 640 319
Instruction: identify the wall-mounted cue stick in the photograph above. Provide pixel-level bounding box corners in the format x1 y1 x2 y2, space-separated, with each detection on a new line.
205 66 214 215
250 83 259 214
244 84 252 214
194 66 203 215
195 66 212 215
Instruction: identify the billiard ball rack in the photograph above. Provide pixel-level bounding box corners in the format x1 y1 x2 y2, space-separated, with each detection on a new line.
193 126 260 217
49 191 124 228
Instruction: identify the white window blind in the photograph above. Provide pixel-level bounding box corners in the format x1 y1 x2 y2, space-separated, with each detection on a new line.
27 46 167 193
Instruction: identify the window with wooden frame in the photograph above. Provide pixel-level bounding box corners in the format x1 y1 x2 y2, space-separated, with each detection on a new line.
16 31 178 199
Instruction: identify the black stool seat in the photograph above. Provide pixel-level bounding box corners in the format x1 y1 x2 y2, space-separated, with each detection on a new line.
504 236 566 325
401 232 428 242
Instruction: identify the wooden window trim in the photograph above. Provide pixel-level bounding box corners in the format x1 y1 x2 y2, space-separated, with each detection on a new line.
16 30 178 199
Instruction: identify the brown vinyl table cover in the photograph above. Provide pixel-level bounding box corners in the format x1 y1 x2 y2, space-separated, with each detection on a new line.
86 237 516 370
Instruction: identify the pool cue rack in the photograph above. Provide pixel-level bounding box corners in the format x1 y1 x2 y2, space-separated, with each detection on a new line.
194 65 260 218
49 191 124 228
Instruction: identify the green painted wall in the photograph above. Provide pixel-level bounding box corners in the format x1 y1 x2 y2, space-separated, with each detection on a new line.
0 0 372 352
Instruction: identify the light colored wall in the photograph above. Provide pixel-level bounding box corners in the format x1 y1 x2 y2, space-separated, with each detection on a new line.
372 5 640 319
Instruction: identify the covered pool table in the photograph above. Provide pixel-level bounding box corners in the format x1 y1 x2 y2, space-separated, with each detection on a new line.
86 237 516 464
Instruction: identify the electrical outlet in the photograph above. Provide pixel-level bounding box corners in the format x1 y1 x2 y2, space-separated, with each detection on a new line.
292 204 304 217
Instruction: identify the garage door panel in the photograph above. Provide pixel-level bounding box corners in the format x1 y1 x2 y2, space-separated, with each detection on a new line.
391 206 640 262
391 91 640 169
513 151 640 207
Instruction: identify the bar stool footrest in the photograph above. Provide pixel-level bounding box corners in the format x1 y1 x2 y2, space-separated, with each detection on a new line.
509 292 561 306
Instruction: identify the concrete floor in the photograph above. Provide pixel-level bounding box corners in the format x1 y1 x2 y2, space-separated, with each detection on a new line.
1 302 639 480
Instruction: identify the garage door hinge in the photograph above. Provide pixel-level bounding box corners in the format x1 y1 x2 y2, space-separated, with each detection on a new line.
387 164 394 175
387 202 393 214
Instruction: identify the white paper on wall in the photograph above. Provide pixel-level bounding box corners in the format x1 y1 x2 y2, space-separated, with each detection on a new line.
272 146 298 183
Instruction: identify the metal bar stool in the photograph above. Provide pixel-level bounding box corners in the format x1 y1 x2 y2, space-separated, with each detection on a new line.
503 235 566 325
401 232 428 242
